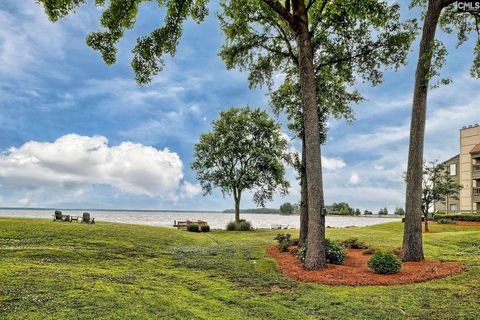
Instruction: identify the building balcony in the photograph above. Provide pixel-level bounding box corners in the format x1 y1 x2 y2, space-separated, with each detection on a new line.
473 164 480 179
473 187 480 202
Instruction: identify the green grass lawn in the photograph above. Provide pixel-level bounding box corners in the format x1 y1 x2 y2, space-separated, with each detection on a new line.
1 218 480 319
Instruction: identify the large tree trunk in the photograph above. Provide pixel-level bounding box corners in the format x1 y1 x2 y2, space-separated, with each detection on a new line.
299 133 308 247
403 0 442 262
295 2 326 270
234 189 241 223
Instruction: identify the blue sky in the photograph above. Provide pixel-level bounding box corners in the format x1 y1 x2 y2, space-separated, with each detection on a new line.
0 1 478 212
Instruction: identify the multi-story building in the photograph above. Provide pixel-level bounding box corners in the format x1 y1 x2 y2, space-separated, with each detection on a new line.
434 124 480 214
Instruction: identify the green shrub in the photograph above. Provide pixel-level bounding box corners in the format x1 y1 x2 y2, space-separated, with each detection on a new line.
298 239 346 265
298 243 307 262
274 234 292 252
325 239 346 265
238 221 252 231
368 252 402 274
186 224 200 232
340 238 368 249
200 225 211 232
226 221 236 231
433 214 480 222
225 220 252 231
438 218 457 224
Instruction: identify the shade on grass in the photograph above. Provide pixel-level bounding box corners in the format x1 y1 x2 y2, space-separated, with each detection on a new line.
1 218 480 319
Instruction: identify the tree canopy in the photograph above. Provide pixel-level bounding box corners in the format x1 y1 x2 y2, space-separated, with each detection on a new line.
378 207 389 215
326 202 360 216
191 107 290 222
220 0 417 138
279 202 295 215
37 0 210 85
410 0 480 85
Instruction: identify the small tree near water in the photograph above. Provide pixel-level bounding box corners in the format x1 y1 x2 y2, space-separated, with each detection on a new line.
191 107 290 223
378 208 389 215
422 161 462 232
280 202 295 215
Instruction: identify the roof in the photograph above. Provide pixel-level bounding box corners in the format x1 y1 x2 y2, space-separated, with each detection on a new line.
470 144 480 154
442 154 459 164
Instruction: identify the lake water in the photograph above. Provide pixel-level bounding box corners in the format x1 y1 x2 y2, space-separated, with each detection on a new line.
0 209 400 229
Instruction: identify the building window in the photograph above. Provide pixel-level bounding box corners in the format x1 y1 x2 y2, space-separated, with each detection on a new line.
450 204 457 213
449 163 457 176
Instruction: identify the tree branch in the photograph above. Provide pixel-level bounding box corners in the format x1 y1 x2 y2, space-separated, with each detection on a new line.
318 0 328 14
470 12 480 38
261 0 295 26
309 0 328 35
267 19 299 65
314 41 383 72
260 44 293 60
441 0 457 7
251 13 299 65
306 0 318 11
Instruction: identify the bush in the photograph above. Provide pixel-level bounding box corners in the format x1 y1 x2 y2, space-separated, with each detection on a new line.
298 244 307 262
200 225 211 232
438 218 457 224
340 238 368 249
238 221 252 231
325 239 346 265
368 252 402 274
298 239 346 265
225 220 252 231
274 234 292 252
433 214 480 222
187 224 200 232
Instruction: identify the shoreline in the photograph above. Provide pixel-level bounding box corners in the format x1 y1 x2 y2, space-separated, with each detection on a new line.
0 213 401 230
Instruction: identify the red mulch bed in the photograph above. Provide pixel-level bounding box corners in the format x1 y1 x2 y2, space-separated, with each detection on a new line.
429 221 480 227
267 246 463 286
455 221 480 226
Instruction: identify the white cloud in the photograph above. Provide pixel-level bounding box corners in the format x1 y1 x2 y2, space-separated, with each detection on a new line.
83 77 186 108
349 172 360 185
0 134 193 200
180 182 202 199
0 1 98 77
322 156 347 170
357 94 412 119
0 2 65 76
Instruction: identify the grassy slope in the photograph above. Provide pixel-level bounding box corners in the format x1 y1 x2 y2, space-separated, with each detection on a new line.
1 219 479 320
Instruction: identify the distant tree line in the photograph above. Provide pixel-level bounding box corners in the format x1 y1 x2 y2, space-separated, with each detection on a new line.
325 202 361 216
223 202 406 217
222 208 281 214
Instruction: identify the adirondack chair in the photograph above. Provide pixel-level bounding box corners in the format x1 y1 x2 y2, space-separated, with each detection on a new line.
53 210 63 221
82 212 91 224
81 212 95 224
